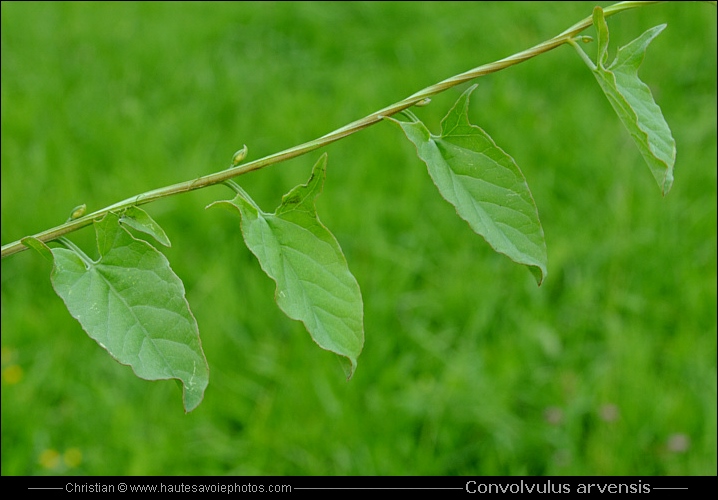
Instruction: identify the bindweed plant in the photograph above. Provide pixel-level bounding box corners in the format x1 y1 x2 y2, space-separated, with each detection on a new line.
1 2 715 413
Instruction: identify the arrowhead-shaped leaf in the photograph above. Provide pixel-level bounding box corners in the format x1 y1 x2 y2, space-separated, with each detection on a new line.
209 154 364 377
387 84 548 285
119 206 171 247
34 212 209 412
588 6 676 195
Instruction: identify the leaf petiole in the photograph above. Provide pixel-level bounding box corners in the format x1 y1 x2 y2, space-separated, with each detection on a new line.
398 109 422 123
57 237 94 268
568 37 597 70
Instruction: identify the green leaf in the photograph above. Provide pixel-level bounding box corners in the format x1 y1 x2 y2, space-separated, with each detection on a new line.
47 212 208 412
209 154 364 377
119 206 171 247
386 84 548 285
589 6 676 195
22 236 54 262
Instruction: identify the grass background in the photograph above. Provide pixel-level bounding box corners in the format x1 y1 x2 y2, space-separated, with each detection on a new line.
1 1 715 476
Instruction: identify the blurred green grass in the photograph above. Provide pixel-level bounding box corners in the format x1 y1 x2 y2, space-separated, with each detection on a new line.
1 1 715 475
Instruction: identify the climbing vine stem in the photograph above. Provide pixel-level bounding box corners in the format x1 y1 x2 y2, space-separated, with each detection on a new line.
1 1 661 259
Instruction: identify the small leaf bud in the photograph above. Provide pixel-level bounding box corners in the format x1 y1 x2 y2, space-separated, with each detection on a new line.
231 145 248 167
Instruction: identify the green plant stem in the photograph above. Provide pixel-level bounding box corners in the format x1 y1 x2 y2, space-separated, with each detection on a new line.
1 1 661 259
56 237 93 267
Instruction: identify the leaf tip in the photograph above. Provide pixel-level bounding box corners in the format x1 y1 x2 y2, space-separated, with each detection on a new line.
532 265 547 287
181 387 207 413
661 177 674 197
338 354 358 381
